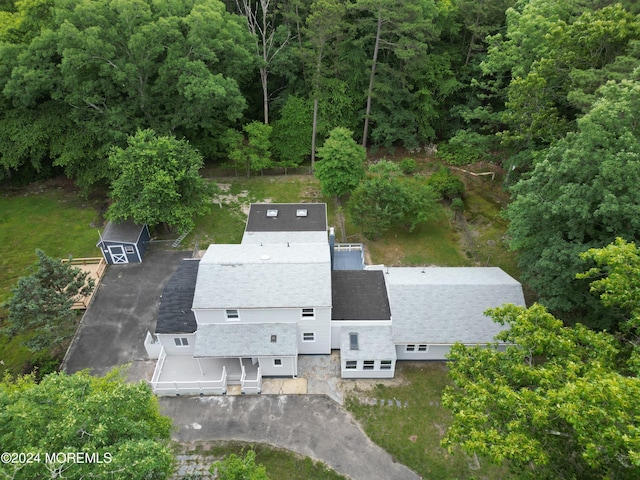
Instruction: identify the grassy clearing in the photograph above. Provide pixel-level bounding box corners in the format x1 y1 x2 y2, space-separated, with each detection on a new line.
185 175 322 248
345 362 509 479
175 441 348 480
0 185 102 376
358 207 469 266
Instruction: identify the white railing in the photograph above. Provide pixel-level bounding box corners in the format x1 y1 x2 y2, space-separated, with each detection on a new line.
241 366 262 394
150 348 167 385
151 366 227 396
334 243 363 252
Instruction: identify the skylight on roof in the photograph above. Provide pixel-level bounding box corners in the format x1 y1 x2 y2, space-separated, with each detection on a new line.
296 209 308 217
266 209 278 217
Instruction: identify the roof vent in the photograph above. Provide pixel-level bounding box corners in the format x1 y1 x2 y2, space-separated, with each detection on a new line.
266 209 278 217
271 335 277 343
296 209 308 217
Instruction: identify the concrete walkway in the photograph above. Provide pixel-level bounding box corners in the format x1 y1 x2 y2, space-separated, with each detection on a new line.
160 395 420 480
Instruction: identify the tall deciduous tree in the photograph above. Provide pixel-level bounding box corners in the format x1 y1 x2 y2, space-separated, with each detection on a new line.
2 249 94 354
107 129 213 233
443 303 640 480
304 0 347 171
0 369 174 480
234 0 291 124
314 127 365 198
505 78 640 327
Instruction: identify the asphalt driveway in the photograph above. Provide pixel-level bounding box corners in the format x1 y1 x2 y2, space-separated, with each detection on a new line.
63 248 190 376
160 395 421 480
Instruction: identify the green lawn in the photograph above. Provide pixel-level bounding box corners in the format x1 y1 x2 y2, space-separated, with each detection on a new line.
0 187 101 375
175 441 348 480
345 363 510 479
184 175 322 248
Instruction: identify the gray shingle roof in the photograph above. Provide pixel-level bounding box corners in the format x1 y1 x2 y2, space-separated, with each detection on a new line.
100 220 145 243
384 267 526 344
245 203 327 232
340 326 396 361
332 270 391 320
156 259 200 334
192 243 332 309
194 323 298 357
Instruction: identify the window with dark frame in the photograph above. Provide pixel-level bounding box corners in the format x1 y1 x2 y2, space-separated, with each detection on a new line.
363 360 375 370
345 360 357 369
302 308 314 318
380 360 392 370
418 344 428 352
273 358 282 366
406 344 416 352
226 309 239 320
349 332 359 350
174 337 189 346
302 332 315 342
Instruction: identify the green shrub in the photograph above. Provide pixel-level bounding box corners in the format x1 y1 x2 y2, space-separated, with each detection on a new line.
399 158 417 175
427 167 465 200
450 197 464 212
438 130 496 166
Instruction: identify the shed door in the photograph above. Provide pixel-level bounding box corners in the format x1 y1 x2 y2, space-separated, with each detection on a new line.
108 245 128 264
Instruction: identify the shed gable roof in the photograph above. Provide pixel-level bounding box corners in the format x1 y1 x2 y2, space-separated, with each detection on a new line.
99 219 146 244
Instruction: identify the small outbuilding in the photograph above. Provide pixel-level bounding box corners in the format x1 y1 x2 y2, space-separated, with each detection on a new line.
97 220 150 264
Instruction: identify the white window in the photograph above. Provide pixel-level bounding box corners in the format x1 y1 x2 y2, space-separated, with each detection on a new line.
174 337 189 346
345 360 357 369
406 344 416 352
418 344 428 352
363 360 375 370
226 309 239 320
380 360 392 370
273 358 282 366
302 332 315 342
301 308 315 318
124 245 135 254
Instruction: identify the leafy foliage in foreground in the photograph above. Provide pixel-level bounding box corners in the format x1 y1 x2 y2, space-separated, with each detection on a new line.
211 449 270 480
2 249 93 354
443 303 640 480
0 369 174 480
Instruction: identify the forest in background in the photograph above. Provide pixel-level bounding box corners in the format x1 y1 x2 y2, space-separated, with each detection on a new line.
1 0 640 328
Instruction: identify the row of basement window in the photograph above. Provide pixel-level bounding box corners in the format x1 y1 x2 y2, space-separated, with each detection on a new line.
225 308 315 320
345 360 393 370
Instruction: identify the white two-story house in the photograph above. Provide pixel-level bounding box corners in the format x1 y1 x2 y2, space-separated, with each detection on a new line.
147 203 525 395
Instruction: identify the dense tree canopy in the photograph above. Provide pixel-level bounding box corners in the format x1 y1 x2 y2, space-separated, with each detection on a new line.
107 129 214 233
2 249 94 354
0 369 173 480
443 303 640 480
0 0 254 187
504 77 640 327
